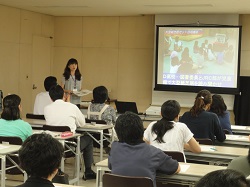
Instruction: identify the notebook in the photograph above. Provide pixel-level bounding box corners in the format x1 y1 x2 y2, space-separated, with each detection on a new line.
115 101 143 115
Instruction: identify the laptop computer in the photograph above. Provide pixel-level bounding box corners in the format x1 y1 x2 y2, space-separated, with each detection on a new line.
115 101 143 115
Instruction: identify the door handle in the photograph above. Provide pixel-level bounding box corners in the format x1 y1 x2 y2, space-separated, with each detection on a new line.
32 84 37 90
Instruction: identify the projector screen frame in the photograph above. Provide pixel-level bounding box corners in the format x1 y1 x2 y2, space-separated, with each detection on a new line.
154 24 242 95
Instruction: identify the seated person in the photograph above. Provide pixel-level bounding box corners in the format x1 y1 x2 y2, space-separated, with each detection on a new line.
195 169 249 187
0 94 32 142
210 94 232 134
44 85 96 180
144 100 201 154
108 112 180 187
87 86 116 125
33 76 57 115
179 90 226 144
17 133 64 187
227 146 250 177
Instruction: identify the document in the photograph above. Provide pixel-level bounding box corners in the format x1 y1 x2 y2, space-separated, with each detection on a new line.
73 89 92 97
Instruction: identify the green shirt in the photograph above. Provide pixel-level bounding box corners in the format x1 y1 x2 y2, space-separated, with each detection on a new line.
0 119 32 142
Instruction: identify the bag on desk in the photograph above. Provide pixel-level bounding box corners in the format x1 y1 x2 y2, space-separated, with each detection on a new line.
52 169 69 184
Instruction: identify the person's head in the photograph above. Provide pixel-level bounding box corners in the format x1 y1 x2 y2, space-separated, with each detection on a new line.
195 169 249 187
44 76 57 91
161 100 180 121
115 112 144 145
190 89 212 117
1 94 21 120
19 133 64 179
63 58 81 80
49 85 64 102
93 86 108 104
210 94 227 117
152 100 180 143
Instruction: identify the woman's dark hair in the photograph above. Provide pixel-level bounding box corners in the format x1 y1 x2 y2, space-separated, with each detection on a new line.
152 100 180 143
195 169 249 187
19 133 64 178
1 94 21 120
63 58 81 81
93 86 108 104
115 112 144 145
210 94 227 117
190 89 212 117
49 85 64 102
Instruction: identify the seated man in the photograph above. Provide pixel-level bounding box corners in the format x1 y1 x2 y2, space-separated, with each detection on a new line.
17 133 64 187
33 76 57 115
108 112 180 187
44 85 96 180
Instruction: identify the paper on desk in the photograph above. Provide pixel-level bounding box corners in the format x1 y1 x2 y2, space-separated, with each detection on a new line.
0 144 10 149
180 164 190 173
226 135 247 140
200 145 216 152
73 89 92 97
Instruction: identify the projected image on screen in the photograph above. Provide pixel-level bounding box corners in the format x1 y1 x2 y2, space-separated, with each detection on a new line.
155 25 241 93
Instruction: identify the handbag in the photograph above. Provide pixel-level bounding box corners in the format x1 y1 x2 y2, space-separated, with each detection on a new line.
52 169 69 184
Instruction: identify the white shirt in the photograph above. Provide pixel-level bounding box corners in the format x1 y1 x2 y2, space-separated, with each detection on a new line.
144 121 193 153
44 99 86 132
33 92 53 115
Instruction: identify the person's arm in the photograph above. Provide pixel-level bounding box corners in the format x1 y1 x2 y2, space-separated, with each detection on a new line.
213 115 226 142
184 137 201 153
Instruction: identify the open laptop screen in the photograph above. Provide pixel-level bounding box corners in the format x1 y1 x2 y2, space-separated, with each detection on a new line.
115 101 139 114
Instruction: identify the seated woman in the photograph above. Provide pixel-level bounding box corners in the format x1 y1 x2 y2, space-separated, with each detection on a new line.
87 85 116 125
179 90 226 144
17 133 64 187
210 94 233 134
0 94 32 142
144 100 201 155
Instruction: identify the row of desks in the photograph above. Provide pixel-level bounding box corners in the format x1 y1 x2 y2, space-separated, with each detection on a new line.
96 158 226 187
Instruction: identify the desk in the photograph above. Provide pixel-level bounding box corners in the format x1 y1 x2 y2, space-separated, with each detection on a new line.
185 145 248 165
95 158 226 187
33 130 81 185
0 144 23 187
231 125 250 135
24 118 45 129
76 123 114 161
216 134 250 147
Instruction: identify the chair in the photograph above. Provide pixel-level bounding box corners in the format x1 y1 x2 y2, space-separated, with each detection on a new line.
164 151 186 162
195 138 213 145
0 136 27 180
26 113 45 120
103 173 154 187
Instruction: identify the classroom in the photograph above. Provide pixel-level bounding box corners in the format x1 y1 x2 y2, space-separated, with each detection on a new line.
0 1 250 187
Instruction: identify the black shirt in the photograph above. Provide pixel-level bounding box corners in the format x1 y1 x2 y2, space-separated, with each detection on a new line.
16 177 54 187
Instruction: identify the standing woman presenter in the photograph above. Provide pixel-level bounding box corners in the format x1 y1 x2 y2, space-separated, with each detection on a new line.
61 58 82 108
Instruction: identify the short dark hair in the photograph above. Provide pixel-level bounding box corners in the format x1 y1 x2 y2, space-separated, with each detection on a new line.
1 94 21 120
115 112 144 145
210 94 227 117
44 76 57 91
93 86 108 103
49 85 64 101
19 133 64 178
195 169 249 187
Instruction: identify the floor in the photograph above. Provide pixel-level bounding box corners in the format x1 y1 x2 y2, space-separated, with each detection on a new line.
5 148 108 187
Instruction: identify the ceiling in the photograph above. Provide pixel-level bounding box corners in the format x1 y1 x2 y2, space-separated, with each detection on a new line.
0 0 250 17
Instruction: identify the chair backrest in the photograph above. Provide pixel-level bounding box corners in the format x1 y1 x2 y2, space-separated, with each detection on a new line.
85 118 106 124
195 138 213 145
164 151 186 162
43 125 70 132
103 173 154 187
26 113 45 120
0 136 23 145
